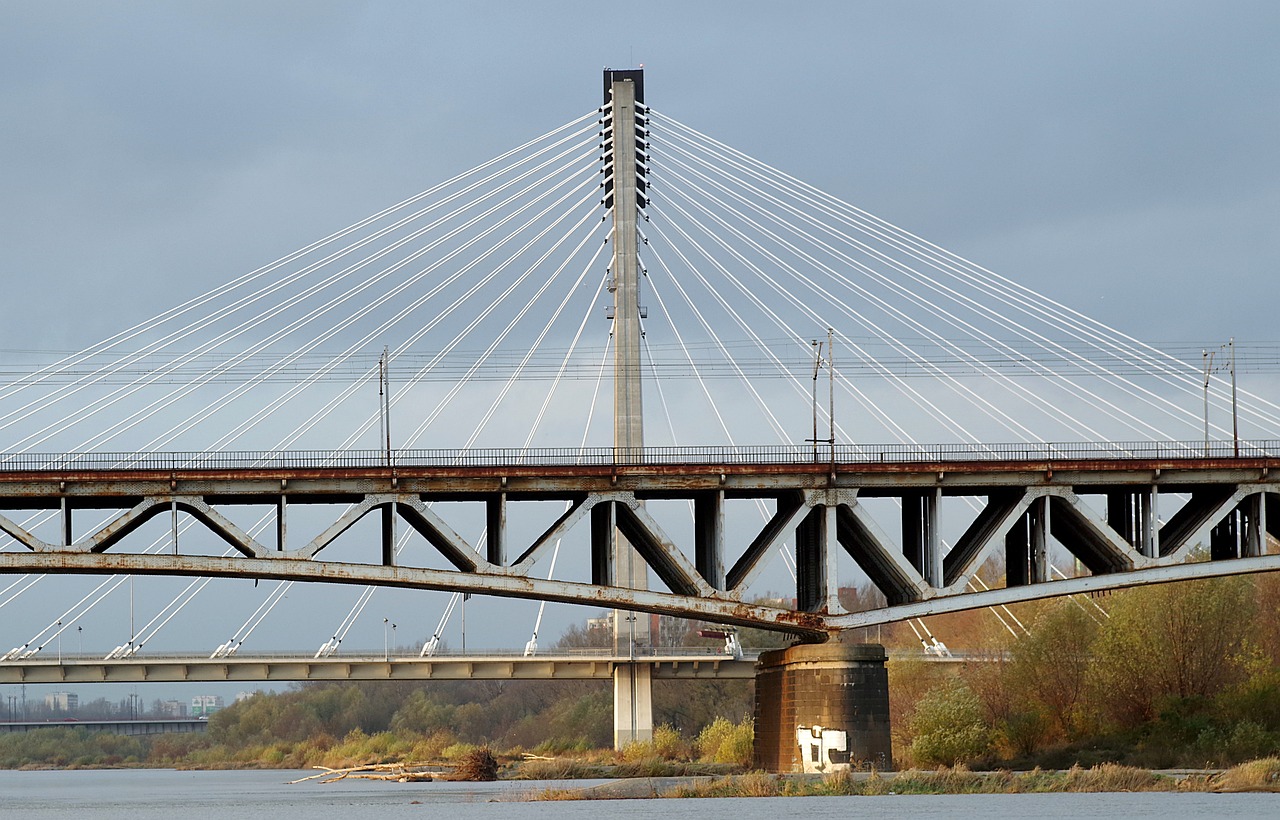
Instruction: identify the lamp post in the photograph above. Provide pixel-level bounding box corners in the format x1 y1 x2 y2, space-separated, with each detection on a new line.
383 618 389 661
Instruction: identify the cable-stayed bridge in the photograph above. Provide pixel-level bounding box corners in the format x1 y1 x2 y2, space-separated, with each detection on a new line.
2 69 1279 763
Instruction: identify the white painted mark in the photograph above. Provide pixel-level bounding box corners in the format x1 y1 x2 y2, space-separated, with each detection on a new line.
796 724 848 773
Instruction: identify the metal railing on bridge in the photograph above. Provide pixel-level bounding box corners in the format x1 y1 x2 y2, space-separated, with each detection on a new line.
1 439 1278 473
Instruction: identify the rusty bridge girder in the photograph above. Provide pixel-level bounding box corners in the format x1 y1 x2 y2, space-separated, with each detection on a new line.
2 447 1280 638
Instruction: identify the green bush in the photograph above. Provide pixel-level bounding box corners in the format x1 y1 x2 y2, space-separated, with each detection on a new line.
694 716 753 766
651 724 688 760
910 679 992 766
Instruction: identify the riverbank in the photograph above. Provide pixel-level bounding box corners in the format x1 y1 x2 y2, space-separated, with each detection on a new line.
6 768 1278 819
527 759 1280 800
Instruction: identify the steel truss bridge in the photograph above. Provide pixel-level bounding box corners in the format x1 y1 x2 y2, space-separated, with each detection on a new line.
2 440 1279 641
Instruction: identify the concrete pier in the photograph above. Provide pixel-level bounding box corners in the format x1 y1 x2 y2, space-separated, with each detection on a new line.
753 640 891 772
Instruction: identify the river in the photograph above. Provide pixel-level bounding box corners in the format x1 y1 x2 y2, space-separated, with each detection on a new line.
0 769 1275 818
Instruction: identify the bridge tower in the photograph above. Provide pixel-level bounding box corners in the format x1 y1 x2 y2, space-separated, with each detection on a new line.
603 68 653 748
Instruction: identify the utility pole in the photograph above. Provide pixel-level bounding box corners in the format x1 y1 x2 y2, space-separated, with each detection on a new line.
808 329 836 463
604 67 653 748
1203 348 1213 456
379 347 392 467
811 339 822 462
1203 339 1242 457
1231 337 1239 457
828 327 836 465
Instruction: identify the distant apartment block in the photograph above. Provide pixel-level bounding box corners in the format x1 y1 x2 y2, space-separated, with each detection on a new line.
191 695 224 717
157 699 187 717
45 692 79 712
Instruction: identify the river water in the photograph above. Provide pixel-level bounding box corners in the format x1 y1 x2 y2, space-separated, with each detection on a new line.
0 769 1276 818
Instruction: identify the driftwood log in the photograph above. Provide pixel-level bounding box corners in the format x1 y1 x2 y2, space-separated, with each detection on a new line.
289 749 498 784
288 762 449 784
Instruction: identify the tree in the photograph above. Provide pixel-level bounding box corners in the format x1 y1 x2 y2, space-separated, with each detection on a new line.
888 657 954 756
908 677 993 766
1091 576 1255 727
1006 599 1099 739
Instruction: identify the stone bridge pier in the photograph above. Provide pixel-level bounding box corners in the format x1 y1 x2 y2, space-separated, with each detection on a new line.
753 638 892 772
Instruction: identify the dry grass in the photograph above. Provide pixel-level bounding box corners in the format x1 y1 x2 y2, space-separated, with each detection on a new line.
581 764 1186 800
661 772 781 799
510 756 732 781
518 758 1280 801
510 757 602 780
1060 763 1173 793
528 786 586 801
734 771 781 797
1211 757 1280 792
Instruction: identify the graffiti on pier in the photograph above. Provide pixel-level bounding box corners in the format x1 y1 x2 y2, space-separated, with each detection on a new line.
796 724 849 773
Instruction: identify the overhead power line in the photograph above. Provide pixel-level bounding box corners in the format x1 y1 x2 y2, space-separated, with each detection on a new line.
5 339 1280 383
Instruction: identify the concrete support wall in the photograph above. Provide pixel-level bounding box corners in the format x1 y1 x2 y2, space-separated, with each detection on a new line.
753 641 891 772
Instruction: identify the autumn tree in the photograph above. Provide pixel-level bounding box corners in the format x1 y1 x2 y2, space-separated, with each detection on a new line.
1090 576 1255 727
1006 599 1099 739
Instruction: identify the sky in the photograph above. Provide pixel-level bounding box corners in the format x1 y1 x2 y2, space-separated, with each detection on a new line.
1 1 1279 696
2 1 1277 350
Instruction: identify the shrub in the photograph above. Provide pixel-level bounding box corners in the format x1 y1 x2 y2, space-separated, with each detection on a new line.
1213 757 1280 792
451 747 499 781
651 724 689 760
909 679 993 767
694 716 753 766
1062 763 1172 792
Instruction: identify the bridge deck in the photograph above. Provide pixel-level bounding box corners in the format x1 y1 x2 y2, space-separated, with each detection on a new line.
0 651 757 683
0 649 980 684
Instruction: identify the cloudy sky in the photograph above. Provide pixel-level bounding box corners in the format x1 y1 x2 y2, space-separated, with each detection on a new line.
1 2 1278 685
3 1 1277 351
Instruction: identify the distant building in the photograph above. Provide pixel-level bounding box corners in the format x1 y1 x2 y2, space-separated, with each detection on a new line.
45 692 78 712
191 695 224 717
234 691 255 704
586 617 611 632
157 700 187 717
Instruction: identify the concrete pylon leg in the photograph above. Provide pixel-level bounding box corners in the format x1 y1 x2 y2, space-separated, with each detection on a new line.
614 661 654 748
754 640 891 772
605 67 652 750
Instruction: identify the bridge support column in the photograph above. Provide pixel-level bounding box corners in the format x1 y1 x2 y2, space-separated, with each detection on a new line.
1006 496 1048 586
1211 507 1241 560
613 660 653 748
1108 489 1159 557
1243 493 1266 557
902 489 942 586
753 640 891 773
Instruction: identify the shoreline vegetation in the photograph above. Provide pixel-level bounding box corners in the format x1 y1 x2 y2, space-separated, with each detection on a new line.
3 576 1279 787
527 759 1280 799
3 736 1278 797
